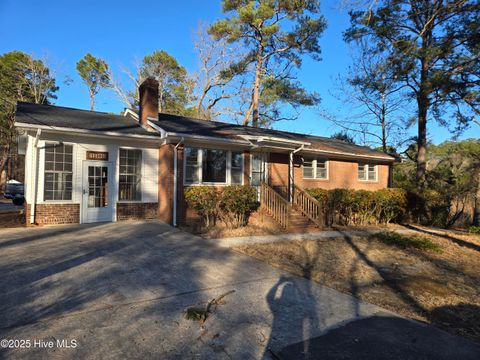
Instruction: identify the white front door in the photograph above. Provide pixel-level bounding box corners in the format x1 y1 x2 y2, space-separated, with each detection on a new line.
251 153 268 200
82 161 113 223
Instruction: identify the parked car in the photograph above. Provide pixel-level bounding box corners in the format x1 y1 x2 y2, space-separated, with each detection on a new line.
3 180 25 205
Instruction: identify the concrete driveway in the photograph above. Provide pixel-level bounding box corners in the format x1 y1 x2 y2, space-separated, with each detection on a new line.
0 221 478 359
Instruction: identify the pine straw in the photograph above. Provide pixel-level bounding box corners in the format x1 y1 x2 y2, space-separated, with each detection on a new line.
233 229 480 343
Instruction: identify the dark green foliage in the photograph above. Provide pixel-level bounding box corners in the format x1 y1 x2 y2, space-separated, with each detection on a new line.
209 0 326 126
345 0 480 182
306 187 407 225
394 139 480 228
0 51 58 182
371 231 442 252
220 185 258 227
76 53 110 111
330 131 356 144
184 185 258 228
184 186 220 227
141 50 192 115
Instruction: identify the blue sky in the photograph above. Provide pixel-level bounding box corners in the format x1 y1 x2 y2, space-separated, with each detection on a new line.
0 0 476 146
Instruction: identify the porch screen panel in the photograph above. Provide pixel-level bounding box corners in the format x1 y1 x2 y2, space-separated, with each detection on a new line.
119 149 142 201
44 143 73 201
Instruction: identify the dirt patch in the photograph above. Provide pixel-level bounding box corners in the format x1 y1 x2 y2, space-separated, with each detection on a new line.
180 210 285 239
0 211 25 228
233 229 480 343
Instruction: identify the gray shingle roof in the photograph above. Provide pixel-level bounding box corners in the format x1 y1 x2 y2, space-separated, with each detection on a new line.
152 114 394 160
15 102 394 160
15 102 160 137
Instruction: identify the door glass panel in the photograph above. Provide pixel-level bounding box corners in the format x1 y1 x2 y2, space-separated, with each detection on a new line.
87 166 108 208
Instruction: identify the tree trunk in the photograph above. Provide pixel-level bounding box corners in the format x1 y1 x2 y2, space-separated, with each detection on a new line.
251 55 263 127
416 98 428 185
89 90 94 111
474 171 480 226
381 92 387 153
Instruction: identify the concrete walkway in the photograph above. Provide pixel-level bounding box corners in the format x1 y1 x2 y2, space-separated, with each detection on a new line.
0 221 478 359
215 228 415 247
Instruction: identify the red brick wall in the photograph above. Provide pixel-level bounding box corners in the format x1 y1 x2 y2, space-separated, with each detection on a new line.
158 144 175 223
117 202 158 221
268 153 391 191
25 203 80 226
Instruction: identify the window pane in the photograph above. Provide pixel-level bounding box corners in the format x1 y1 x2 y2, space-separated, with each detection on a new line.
119 149 142 200
358 163 366 180
231 169 243 184
203 149 226 183
303 159 314 179
316 160 327 179
44 142 73 201
368 165 376 180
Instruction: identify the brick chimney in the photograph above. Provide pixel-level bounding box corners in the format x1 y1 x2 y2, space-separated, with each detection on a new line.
139 77 159 127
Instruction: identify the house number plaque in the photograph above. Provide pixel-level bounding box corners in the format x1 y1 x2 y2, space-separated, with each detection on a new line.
86 151 109 161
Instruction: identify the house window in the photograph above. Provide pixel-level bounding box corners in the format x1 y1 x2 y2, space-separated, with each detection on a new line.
302 158 328 179
184 147 243 185
44 143 73 201
203 149 227 183
358 163 377 181
185 147 200 184
119 149 142 201
231 152 243 184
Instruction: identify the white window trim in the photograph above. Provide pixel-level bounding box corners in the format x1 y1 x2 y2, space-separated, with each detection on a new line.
41 141 75 203
118 147 143 202
358 163 378 182
302 158 329 180
183 147 244 186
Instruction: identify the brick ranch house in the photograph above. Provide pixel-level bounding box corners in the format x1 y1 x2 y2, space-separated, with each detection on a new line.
15 78 395 227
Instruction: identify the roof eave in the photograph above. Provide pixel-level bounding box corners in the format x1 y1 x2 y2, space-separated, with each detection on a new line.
14 122 162 142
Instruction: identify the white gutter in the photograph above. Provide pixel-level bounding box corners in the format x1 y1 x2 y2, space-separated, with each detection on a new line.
30 129 41 224
173 137 184 227
15 122 162 141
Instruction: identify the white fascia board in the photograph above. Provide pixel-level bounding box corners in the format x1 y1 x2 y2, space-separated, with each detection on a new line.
123 108 139 119
15 122 162 142
301 148 395 162
163 131 251 146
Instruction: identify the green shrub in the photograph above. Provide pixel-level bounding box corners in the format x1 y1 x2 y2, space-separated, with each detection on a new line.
220 185 258 228
468 226 480 234
375 188 408 224
184 186 220 227
184 185 257 228
305 187 407 226
371 231 442 252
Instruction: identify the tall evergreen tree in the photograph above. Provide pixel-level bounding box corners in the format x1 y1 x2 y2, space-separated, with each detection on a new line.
76 53 110 111
209 0 326 127
0 51 58 183
345 0 480 184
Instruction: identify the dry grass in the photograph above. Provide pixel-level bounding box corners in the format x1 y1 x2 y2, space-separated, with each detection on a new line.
181 210 286 239
233 228 480 343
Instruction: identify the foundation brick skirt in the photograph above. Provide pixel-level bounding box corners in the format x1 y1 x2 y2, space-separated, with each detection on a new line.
116 203 159 221
25 203 80 225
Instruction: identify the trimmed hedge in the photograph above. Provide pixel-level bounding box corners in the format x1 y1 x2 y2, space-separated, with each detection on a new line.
184 186 258 228
305 187 407 225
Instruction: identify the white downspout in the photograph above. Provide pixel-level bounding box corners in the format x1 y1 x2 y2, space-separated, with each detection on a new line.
173 137 184 227
289 145 304 202
30 129 41 224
